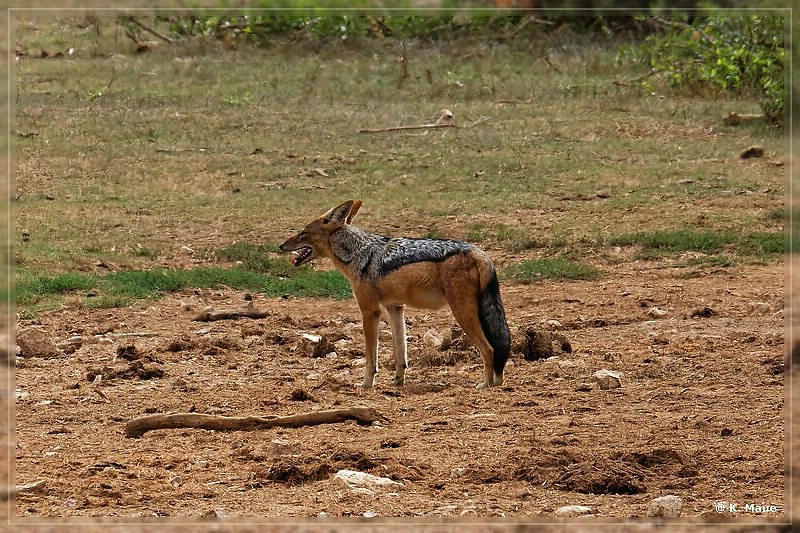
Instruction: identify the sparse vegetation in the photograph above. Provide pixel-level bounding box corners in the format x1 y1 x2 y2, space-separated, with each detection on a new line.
503 258 601 282
13 14 785 314
608 229 785 259
620 15 786 123
17 266 353 311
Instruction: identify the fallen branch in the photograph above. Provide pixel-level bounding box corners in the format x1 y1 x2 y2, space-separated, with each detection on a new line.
495 98 533 105
125 407 387 438
360 109 456 134
359 123 456 134
192 302 269 322
156 147 209 154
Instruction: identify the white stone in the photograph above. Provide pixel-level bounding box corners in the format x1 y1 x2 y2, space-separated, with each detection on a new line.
648 495 683 517
332 469 404 493
593 369 622 389
647 306 668 318
269 438 300 456
555 505 592 517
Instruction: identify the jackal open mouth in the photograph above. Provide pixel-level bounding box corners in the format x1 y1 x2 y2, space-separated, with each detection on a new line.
291 247 313 266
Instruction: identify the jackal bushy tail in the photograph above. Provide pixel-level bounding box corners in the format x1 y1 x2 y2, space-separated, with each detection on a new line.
478 267 511 379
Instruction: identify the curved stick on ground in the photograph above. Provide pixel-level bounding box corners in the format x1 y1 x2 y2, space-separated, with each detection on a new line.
125 407 387 438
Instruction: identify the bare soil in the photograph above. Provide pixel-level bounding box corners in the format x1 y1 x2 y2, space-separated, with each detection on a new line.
12 259 786 523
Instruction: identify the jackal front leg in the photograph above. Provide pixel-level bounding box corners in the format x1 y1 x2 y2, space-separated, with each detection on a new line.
361 309 381 388
386 305 408 386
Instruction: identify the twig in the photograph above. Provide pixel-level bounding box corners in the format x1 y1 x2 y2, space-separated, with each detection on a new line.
360 109 456 134
495 98 533 105
359 123 456 134
125 407 387 438
467 116 491 128
124 16 174 44
103 332 159 339
156 147 209 153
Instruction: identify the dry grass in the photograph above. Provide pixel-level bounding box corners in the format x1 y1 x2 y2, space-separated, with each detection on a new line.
14 16 786 284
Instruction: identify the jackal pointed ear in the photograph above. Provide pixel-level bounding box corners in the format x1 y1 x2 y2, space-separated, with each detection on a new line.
327 200 357 225
345 200 362 224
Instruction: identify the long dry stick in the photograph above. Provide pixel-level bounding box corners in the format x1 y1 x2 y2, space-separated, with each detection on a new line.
125 407 387 438
359 123 457 134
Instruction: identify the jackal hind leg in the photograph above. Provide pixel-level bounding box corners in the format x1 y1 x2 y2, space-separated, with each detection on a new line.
445 291 495 389
361 309 381 388
386 305 408 386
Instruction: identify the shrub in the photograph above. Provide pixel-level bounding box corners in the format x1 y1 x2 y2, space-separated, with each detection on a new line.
621 16 786 123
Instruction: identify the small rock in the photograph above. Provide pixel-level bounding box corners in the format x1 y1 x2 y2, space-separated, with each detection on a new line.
269 438 300 456
16 327 61 358
332 370 352 383
423 329 443 349
16 480 47 494
56 335 83 354
748 301 772 315
300 333 334 358
332 469 404 494
363 510 378 518
691 307 715 318
647 306 668 318
555 505 592 517
647 495 683 517
593 369 622 389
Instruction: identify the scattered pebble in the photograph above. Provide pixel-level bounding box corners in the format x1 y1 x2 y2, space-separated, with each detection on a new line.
647 306 668 318
555 504 592 517
647 495 683 517
593 369 622 389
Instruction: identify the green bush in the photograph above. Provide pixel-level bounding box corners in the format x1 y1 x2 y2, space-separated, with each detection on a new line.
621 16 786 122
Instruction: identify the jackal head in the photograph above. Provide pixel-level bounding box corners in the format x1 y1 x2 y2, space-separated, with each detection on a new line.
279 199 362 267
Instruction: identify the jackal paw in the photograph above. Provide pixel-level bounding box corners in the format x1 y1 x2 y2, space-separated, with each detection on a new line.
360 378 375 389
476 381 493 389
393 374 405 386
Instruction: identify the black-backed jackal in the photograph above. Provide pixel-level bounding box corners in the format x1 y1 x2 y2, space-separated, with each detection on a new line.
279 200 510 389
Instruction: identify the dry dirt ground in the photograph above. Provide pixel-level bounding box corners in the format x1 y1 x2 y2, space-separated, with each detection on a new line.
10 256 788 528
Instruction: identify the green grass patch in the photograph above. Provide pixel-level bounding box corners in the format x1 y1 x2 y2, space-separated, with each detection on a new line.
17 266 353 311
609 229 728 254
16 272 96 305
503 258 601 282
609 229 785 258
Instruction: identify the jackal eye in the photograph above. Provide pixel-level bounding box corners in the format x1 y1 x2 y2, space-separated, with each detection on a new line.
322 217 331 224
